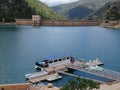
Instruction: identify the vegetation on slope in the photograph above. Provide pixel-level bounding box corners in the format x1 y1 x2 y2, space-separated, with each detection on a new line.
0 0 64 22
25 0 64 20
52 0 118 20
66 6 93 20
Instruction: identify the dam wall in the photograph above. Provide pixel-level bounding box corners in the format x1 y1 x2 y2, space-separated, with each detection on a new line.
15 19 100 26
40 20 99 26
16 19 33 25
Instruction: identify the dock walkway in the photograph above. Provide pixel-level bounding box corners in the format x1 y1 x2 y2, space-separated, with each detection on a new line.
67 61 120 81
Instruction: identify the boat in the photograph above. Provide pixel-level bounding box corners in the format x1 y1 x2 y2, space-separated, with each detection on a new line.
35 54 74 70
25 70 48 80
86 66 104 71
85 58 104 66
46 73 62 82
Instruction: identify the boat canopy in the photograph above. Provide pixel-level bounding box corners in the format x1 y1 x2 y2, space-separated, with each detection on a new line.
38 61 45 65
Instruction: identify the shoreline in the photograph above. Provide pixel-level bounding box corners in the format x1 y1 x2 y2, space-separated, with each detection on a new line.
0 22 17 26
0 22 120 29
104 24 120 29
105 26 120 29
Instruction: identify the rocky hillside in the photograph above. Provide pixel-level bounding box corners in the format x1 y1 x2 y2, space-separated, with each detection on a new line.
52 0 118 20
104 1 120 20
0 0 63 22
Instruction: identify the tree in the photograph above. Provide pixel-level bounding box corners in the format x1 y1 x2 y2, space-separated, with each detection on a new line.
0 0 64 22
61 77 100 90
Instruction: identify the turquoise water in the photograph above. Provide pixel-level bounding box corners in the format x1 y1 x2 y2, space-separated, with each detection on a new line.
0 25 120 84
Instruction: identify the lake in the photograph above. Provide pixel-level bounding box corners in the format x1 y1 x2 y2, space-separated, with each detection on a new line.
0 25 120 85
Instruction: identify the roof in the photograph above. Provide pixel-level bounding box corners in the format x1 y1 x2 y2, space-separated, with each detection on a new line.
43 53 71 61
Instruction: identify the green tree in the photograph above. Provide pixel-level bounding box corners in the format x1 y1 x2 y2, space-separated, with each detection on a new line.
61 77 100 90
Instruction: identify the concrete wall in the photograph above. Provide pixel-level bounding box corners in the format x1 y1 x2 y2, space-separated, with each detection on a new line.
41 20 100 26
0 83 30 90
16 19 100 26
16 19 33 25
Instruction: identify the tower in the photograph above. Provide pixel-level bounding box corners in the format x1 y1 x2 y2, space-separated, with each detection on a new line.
32 15 41 26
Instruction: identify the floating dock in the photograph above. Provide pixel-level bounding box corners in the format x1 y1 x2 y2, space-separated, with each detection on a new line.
28 73 55 83
67 61 120 81
27 59 120 85
28 65 68 83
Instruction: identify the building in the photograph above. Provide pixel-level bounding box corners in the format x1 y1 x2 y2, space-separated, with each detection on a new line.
32 15 41 26
15 15 41 26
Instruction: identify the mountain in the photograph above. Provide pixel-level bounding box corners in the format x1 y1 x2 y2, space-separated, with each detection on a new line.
104 1 120 20
52 0 118 20
66 6 93 20
0 0 63 22
85 2 111 20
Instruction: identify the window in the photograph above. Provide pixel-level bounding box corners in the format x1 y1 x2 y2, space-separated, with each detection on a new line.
67 57 70 59
54 60 57 62
59 59 62 61
49 61 53 63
